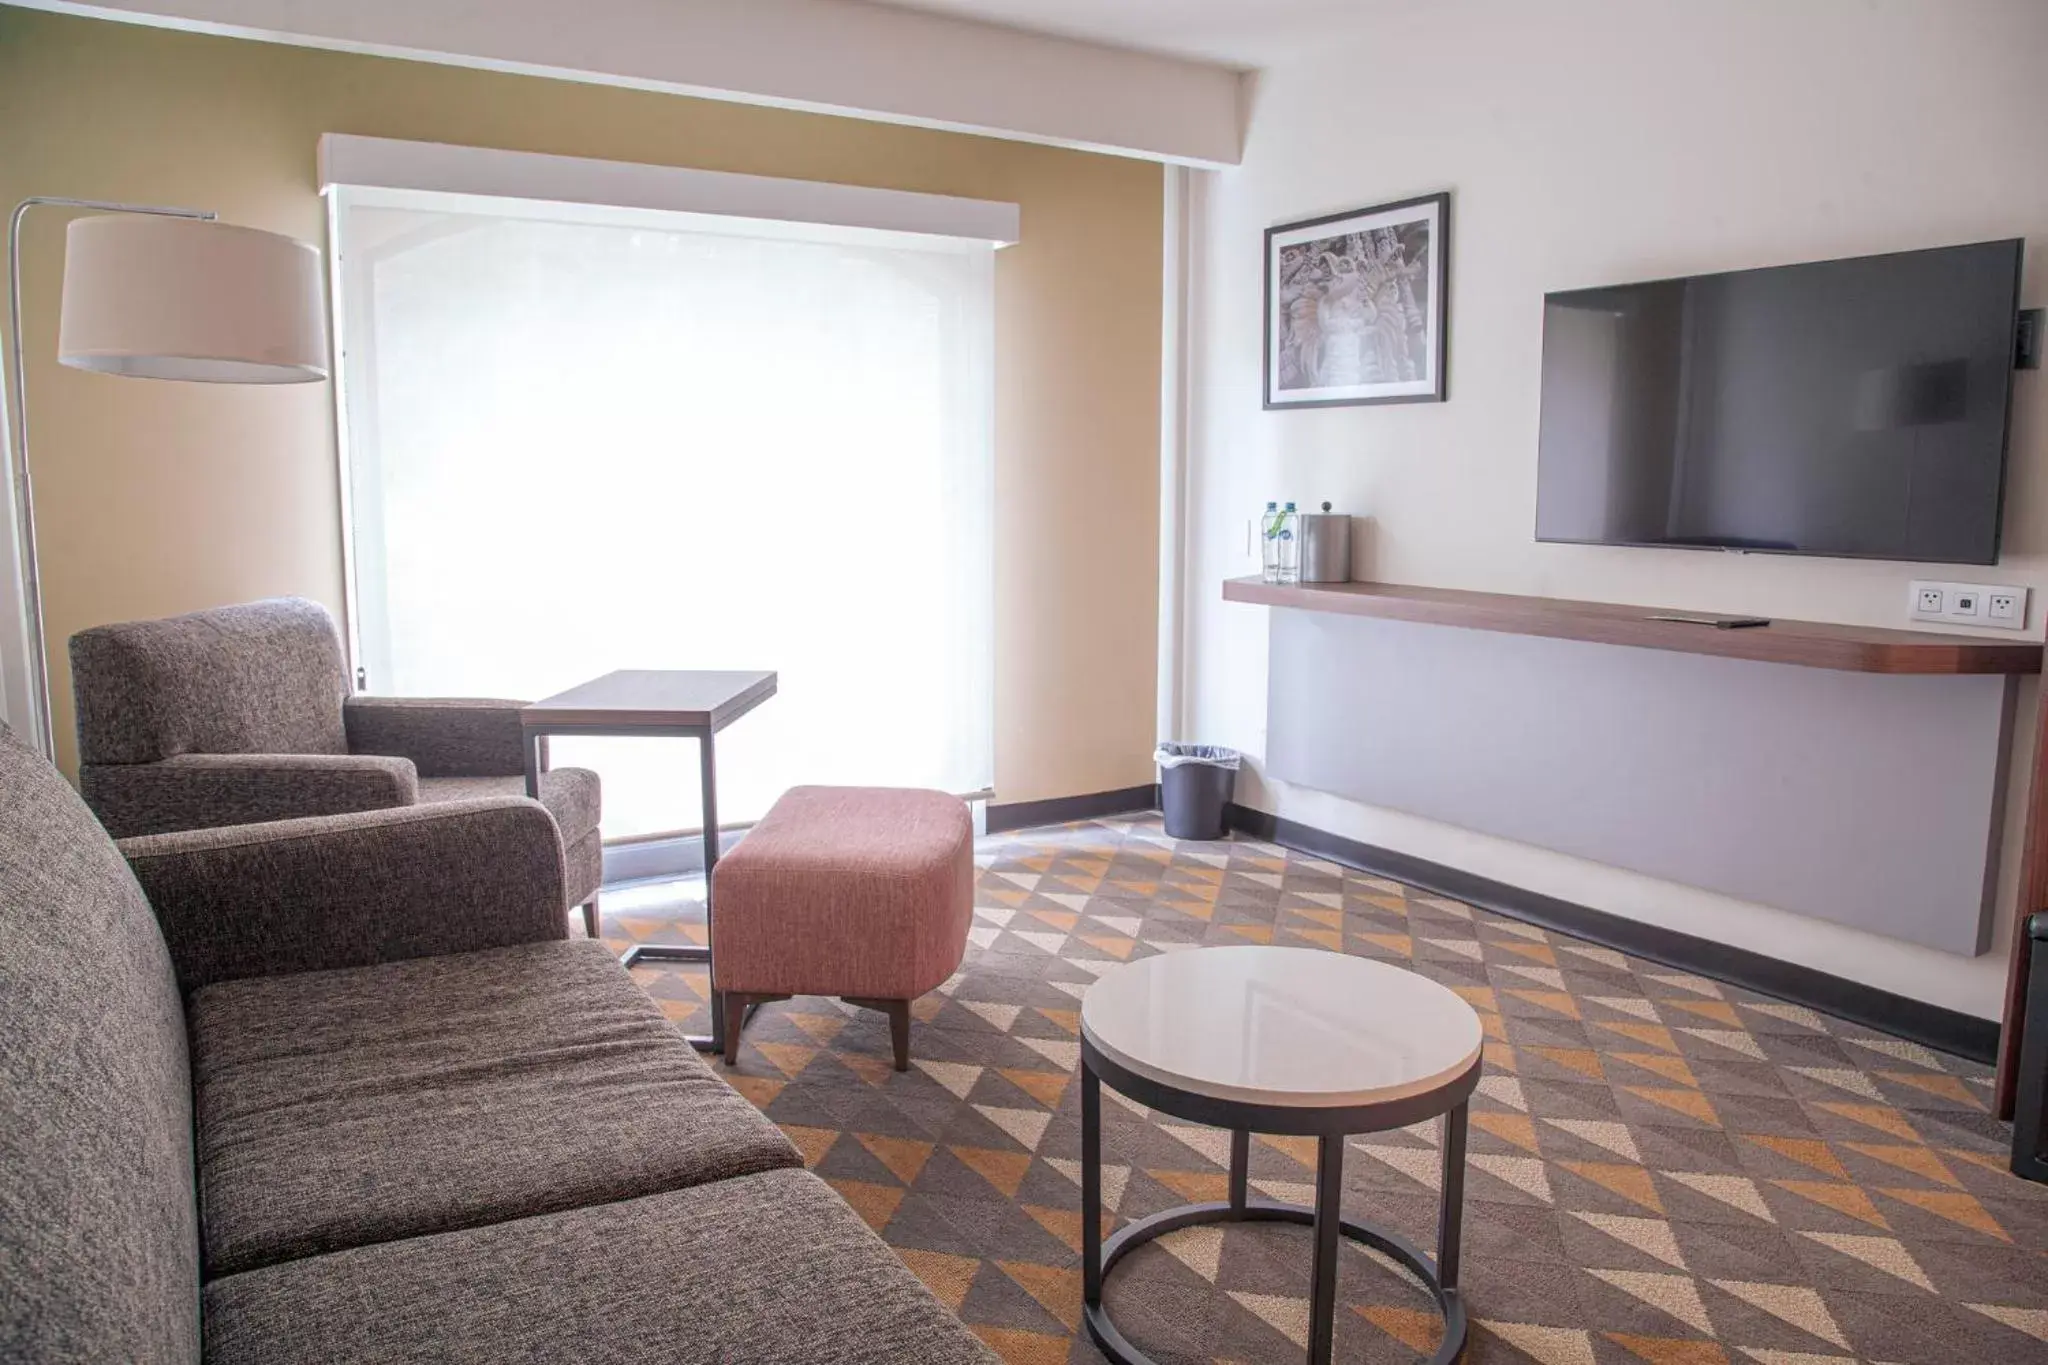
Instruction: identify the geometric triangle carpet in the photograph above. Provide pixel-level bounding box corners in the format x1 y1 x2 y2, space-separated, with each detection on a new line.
599 814 2048 1364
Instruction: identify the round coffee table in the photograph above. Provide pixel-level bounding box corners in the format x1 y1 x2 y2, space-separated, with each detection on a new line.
1079 944 1484 1365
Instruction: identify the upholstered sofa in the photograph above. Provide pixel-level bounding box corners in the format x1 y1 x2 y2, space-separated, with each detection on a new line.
0 725 995 1365
67 596 605 930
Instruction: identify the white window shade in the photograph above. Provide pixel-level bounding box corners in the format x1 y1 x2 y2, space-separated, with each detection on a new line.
329 164 998 840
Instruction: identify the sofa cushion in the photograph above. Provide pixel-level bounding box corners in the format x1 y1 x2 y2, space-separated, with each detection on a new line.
190 939 798 1277
0 725 200 1365
202 1168 997 1365
419 768 600 840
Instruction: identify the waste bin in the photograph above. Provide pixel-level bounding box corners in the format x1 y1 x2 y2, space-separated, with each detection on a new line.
1155 743 1240 841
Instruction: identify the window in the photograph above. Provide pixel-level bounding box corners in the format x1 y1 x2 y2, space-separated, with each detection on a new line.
329 168 998 841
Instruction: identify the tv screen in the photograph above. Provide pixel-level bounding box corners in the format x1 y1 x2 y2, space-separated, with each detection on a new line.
1535 240 2022 565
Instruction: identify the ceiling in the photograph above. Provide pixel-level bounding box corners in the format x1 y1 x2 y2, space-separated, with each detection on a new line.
867 0 1378 68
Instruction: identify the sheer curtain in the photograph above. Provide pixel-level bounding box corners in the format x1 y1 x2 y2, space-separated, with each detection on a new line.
333 192 994 840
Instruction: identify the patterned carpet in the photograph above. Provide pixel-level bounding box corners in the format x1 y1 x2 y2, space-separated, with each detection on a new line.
598 814 2048 1364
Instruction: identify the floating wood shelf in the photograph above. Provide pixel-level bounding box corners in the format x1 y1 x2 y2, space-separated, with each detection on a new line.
1224 577 2044 675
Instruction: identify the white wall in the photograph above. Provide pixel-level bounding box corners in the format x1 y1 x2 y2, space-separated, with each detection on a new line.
1181 0 2048 1019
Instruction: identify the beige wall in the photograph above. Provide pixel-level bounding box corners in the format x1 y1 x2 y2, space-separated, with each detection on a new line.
0 5 1162 800
1183 0 2047 1016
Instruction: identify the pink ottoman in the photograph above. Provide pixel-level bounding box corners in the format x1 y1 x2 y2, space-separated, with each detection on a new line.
711 785 974 1070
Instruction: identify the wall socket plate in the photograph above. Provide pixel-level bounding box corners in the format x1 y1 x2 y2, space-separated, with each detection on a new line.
1908 579 2028 629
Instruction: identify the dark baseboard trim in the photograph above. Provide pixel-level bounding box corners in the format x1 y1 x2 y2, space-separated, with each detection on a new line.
1227 803 2001 1065
600 826 750 887
988 785 1160 834
608 784 1166 881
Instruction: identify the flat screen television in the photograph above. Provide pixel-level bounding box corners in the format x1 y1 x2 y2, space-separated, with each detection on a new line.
1535 239 2023 565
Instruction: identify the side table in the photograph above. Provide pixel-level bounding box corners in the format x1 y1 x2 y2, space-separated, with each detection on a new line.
522 668 777 1054
1079 944 1484 1365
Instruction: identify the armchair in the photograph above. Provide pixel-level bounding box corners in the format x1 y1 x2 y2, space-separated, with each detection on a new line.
68 597 604 932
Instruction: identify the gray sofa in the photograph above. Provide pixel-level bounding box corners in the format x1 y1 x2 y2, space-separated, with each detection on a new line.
67 597 605 931
0 725 996 1365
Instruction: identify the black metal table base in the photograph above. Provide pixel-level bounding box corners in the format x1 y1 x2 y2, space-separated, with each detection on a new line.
530 723 729 1054
1081 1046 1477 1365
619 943 724 1052
1083 1198 1467 1365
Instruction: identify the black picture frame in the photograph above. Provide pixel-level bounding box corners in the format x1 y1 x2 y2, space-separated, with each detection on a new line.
1263 191 1450 409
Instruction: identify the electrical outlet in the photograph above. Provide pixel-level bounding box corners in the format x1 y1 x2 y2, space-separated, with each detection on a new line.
1909 579 2028 630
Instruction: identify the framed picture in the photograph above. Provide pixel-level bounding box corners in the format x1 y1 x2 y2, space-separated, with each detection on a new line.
1263 191 1449 408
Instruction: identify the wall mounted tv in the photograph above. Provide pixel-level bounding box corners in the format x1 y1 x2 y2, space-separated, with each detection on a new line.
1536 239 2023 565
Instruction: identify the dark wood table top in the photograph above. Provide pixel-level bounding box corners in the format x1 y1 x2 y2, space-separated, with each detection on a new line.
521 669 778 731
1224 577 2045 676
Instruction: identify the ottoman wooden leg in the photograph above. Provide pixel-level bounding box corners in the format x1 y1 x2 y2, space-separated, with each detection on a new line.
722 995 746 1065
845 997 912 1071
721 993 791 1065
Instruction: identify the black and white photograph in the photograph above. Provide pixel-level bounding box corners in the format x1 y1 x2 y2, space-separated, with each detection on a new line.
1264 191 1449 408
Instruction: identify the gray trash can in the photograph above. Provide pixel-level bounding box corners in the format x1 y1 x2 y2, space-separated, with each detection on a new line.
1155 743 1240 841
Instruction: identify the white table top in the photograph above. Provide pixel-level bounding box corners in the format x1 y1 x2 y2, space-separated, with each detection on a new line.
1080 946 1483 1109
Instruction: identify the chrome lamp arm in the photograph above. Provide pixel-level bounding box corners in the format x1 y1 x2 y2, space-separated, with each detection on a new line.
3 198 214 760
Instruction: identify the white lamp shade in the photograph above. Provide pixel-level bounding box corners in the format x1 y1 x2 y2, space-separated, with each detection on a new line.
57 215 329 383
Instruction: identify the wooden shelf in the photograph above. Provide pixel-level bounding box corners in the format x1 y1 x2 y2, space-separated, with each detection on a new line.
1224 577 2043 675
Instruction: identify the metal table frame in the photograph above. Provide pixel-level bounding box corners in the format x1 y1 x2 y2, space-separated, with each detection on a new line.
1081 1034 1479 1365
523 717 733 1055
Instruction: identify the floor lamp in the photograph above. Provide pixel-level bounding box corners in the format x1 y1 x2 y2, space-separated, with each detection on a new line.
2 198 330 760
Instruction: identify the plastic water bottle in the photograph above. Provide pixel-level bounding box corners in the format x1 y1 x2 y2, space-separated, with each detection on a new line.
1275 501 1300 584
1260 502 1282 583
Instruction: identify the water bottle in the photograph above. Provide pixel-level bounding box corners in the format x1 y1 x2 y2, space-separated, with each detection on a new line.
1260 501 1282 583
1276 501 1300 584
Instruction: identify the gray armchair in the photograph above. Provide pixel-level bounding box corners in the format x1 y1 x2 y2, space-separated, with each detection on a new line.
68 596 603 932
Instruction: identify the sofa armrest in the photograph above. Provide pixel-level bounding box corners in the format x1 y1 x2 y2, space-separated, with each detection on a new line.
344 695 530 777
121 797 569 994
80 752 418 839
